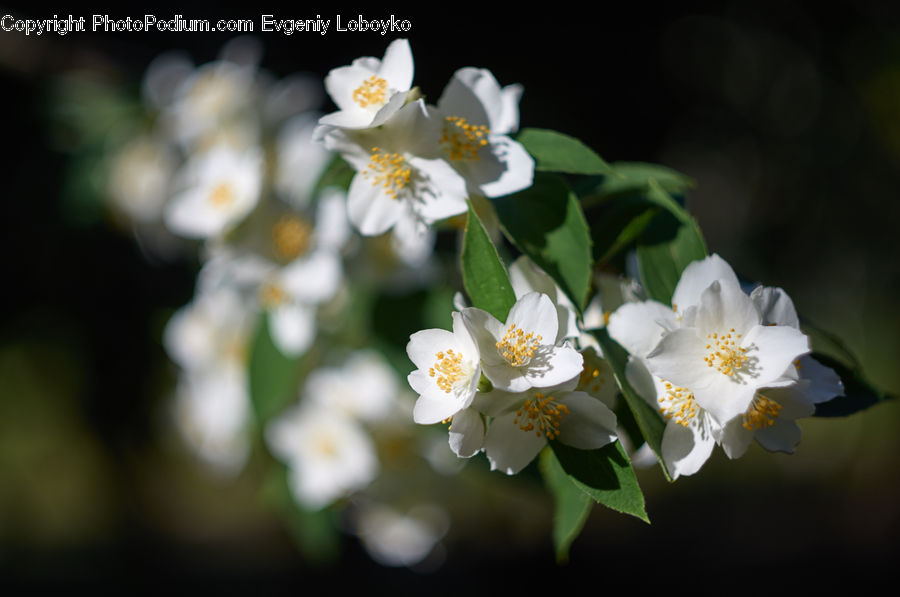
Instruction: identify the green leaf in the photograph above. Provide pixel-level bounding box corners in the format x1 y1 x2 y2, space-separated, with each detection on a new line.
550 440 649 523
589 195 659 265
539 448 593 563
517 128 614 175
461 201 516 321
580 162 694 201
312 153 355 196
635 181 708 305
493 173 593 312
248 313 304 424
592 327 672 481
810 352 895 417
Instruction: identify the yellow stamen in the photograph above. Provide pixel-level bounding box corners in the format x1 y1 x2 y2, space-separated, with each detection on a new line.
432 349 466 394
440 116 490 161
272 215 312 260
495 323 542 367
657 379 698 427
259 282 287 307
703 330 750 377
352 75 388 108
363 147 412 200
208 182 235 208
742 395 782 430
515 392 570 440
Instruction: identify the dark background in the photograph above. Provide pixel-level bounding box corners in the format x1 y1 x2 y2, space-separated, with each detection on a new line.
1 0 898 590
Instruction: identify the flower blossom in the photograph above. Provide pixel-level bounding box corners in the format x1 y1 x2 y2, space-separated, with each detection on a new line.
319 38 414 130
434 67 534 198
462 292 583 393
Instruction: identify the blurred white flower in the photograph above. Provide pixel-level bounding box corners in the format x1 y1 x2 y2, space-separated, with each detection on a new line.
355 502 449 568
266 405 378 510
106 135 175 223
164 145 263 240
305 350 399 422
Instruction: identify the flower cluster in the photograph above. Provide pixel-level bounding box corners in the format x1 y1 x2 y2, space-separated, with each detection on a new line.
607 254 843 478
316 39 534 239
408 278 619 475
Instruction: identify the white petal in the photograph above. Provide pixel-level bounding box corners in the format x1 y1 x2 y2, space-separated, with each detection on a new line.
478 136 534 198
671 253 740 312
413 391 464 425
557 392 617 450
269 304 316 356
506 292 559 346
742 325 811 388
712 417 755 459
347 171 405 236
448 407 485 458
524 344 583 389
377 39 414 92
280 251 341 304
608 300 677 358
484 413 546 475
797 356 844 404
662 415 716 480
750 285 800 328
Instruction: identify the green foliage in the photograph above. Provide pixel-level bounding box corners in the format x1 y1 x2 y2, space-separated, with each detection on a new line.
539 448 593 563
549 440 648 523
580 161 694 201
517 128 614 175
635 181 708 305
461 201 517 321
592 327 672 481
493 173 594 312
248 313 304 425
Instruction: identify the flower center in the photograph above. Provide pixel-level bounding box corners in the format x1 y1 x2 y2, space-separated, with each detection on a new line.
363 147 412 200
352 75 388 108
428 349 471 394
703 329 751 377
513 392 569 439
272 215 312 261
259 281 287 307
495 324 542 367
440 116 490 162
658 380 698 427
742 394 782 430
208 182 235 208
312 432 338 457
578 365 606 394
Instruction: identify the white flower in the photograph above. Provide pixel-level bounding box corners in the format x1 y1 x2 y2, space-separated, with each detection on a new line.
163 58 259 150
477 378 618 475
434 67 534 198
319 38 414 130
407 312 482 425
354 502 449 568
462 292 584 393
508 256 579 342
164 145 263 239
645 264 810 426
266 405 378 510
304 350 399 423
172 367 251 475
106 135 176 223
324 100 468 236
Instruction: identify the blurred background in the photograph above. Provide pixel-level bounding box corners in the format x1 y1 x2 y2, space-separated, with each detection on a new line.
1 0 898 590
